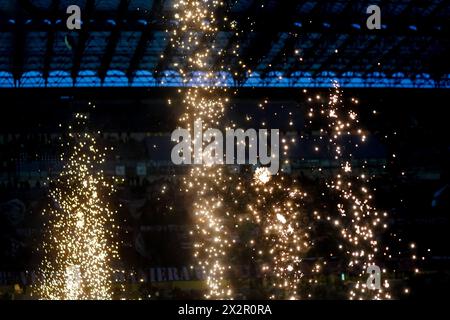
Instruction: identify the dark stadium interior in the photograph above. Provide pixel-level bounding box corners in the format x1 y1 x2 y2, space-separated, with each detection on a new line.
0 0 449 301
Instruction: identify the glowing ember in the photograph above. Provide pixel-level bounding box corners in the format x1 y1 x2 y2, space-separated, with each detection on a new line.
254 167 272 185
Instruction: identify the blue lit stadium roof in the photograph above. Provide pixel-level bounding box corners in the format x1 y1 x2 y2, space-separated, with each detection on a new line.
0 0 449 88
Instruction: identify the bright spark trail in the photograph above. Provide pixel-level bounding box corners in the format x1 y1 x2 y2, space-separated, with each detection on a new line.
249 168 310 299
170 0 236 299
36 113 119 300
306 82 391 299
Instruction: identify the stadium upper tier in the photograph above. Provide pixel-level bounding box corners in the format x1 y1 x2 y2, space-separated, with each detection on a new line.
0 0 449 88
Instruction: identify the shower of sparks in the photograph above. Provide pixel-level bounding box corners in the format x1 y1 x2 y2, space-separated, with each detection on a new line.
248 171 310 299
307 81 391 299
36 113 119 300
170 0 236 299
170 0 311 299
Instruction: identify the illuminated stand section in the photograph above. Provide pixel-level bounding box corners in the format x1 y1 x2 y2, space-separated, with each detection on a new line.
1 70 449 88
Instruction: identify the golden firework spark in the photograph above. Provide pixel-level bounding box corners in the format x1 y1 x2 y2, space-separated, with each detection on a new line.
171 0 234 299
254 167 272 185
36 113 119 300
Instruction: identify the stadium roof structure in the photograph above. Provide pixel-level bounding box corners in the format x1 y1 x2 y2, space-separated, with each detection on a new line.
0 0 449 89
